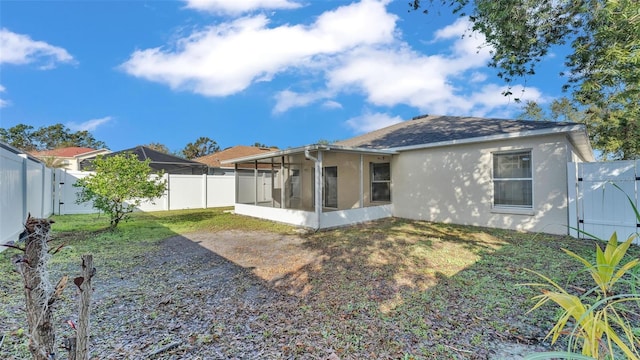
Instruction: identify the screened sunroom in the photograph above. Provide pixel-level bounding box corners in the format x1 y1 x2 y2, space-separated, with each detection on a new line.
225 144 397 229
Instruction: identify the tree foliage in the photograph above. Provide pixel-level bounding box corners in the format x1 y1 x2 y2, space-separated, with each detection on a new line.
74 153 167 228
144 142 171 154
252 142 278 149
181 137 220 159
519 98 638 160
0 123 107 151
0 124 37 151
411 0 640 159
518 98 585 124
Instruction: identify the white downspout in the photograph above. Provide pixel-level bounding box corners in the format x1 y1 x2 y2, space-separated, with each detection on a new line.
304 148 322 230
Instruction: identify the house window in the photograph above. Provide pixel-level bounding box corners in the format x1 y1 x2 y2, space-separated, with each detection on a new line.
493 151 532 208
323 166 338 208
370 163 391 202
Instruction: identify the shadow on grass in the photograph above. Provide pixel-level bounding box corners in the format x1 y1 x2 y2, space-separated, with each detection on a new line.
268 218 632 358
3 212 637 359
0 208 296 359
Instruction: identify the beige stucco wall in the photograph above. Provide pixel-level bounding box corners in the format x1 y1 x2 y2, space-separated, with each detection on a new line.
392 133 578 235
320 152 392 210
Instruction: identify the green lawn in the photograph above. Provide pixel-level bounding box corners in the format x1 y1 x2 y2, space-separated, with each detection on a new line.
1 209 638 359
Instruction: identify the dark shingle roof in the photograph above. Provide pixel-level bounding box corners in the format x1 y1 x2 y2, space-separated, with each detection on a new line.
81 146 208 174
336 115 580 149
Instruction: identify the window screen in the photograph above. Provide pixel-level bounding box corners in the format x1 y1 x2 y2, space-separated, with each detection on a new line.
493 151 532 207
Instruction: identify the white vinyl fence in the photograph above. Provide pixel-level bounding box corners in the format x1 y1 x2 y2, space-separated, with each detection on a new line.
54 170 235 215
1 150 235 250
568 160 640 243
1 145 54 246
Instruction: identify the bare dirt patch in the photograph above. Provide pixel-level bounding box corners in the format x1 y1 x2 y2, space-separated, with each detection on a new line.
188 231 328 295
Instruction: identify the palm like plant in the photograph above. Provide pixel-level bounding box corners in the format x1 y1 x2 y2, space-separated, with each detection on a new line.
526 234 640 359
40 156 67 169
524 185 640 360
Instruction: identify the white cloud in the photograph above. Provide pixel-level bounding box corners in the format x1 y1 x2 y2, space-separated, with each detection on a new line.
324 17 540 121
0 84 8 108
322 100 342 110
123 2 545 121
0 28 74 69
327 46 454 109
184 0 302 15
469 72 488 83
67 116 113 132
460 84 545 117
273 90 323 114
345 111 403 134
271 14 508 116
434 17 471 40
121 0 397 97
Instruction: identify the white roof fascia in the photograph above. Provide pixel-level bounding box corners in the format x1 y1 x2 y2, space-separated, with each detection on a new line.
75 148 111 159
566 131 595 162
388 125 588 152
222 144 397 164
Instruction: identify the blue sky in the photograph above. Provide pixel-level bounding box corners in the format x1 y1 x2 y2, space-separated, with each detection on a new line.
0 0 567 153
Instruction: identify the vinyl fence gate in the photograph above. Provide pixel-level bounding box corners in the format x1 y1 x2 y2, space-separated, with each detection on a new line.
568 160 640 244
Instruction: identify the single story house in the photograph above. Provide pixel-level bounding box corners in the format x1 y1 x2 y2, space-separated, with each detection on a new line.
32 147 111 170
195 145 277 175
81 146 208 175
225 115 594 235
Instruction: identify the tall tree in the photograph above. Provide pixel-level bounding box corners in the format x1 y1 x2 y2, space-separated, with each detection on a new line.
0 124 36 151
518 98 635 160
517 102 547 122
0 123 107 151
33 124 107 150
411 0 640 159
67 129 107 149
181 137 220 159
32 124 71 150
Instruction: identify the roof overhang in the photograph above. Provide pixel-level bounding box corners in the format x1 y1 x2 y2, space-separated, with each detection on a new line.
75 148 111 159
388 124 595 162
223 144 398 164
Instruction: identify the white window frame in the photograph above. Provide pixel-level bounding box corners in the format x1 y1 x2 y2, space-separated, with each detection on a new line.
370 162 391 202
492 150 533 209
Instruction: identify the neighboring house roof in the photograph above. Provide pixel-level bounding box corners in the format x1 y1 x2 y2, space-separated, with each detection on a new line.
336 114 593 161
81 146 209 174
31 147 111 170
33 147 100 158
195 145 277 169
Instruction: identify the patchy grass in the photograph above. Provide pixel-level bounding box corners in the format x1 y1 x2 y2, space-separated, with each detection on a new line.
0 208 294 359
51 207 292 242
45 207 293 263
290 219 640 358
32 208 292 282
1 213 638 359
